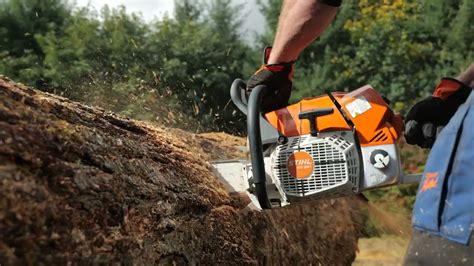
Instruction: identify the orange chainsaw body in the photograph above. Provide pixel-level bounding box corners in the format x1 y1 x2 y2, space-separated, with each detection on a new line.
264 85 404 147
210 79 422 210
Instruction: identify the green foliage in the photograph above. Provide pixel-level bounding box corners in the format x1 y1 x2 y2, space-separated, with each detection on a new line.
0 0 72 86
359 210 382 237
0 0 251 132
143 0 249 131
256 0 281 44
259 0 473 109
0 0 71 56
1 0 472 133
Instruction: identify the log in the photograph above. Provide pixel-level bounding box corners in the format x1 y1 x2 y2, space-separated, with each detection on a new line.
0 77 361 265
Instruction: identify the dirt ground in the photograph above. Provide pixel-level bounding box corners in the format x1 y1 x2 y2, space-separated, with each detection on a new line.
352 199 413 265
354 236 409 266
0 77 362 265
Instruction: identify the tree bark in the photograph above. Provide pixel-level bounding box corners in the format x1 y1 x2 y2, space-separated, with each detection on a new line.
0 77 361 265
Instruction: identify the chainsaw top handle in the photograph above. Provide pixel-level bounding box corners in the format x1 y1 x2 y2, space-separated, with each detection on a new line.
230 79 248 115
230 79 272 209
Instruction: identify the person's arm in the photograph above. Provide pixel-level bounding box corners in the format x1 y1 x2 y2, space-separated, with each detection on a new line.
268 0 340 64
246 0 341 112
456 63 474 87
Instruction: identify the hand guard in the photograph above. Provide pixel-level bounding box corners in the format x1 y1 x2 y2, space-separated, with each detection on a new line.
405 78 472 148
246 47 294 113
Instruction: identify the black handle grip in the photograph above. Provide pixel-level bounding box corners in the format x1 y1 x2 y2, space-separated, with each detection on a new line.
299 108 334 136
229 79 272 209
230 79 248 115
247 84 272 209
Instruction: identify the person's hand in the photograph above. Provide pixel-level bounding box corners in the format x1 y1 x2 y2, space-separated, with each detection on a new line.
405 78 471 148
246 47 294 113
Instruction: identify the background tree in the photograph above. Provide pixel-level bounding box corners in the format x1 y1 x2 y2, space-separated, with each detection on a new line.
0 0 252 132
0 0 71 86
1 0 472 132
259 0 473 110
144 0 250 131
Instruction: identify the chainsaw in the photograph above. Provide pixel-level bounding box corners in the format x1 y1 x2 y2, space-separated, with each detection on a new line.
212 79 422 210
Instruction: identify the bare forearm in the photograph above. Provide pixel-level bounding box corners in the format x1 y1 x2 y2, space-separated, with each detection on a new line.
268 0 339 64
456 63 474 87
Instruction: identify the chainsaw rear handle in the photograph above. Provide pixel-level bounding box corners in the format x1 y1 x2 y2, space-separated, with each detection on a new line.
230 79 272 209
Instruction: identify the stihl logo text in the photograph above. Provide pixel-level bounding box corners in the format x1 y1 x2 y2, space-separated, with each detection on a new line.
288 159 312 167
287 151 314 179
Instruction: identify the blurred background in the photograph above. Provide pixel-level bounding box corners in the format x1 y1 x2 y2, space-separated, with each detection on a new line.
1 0 472 133
1 0 472 264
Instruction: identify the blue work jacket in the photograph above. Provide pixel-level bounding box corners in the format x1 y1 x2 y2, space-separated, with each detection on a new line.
412 91 474 245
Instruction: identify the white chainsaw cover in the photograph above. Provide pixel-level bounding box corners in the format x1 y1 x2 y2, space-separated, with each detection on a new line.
270 131 360 202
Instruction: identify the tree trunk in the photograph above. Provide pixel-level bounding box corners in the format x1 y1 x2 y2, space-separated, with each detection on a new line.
0 77 361 265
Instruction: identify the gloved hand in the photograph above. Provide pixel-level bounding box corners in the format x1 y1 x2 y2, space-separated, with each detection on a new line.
405 78 472 148
247 47 294 113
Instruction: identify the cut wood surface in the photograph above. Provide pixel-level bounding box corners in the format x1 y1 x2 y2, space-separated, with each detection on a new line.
0 77 361 265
